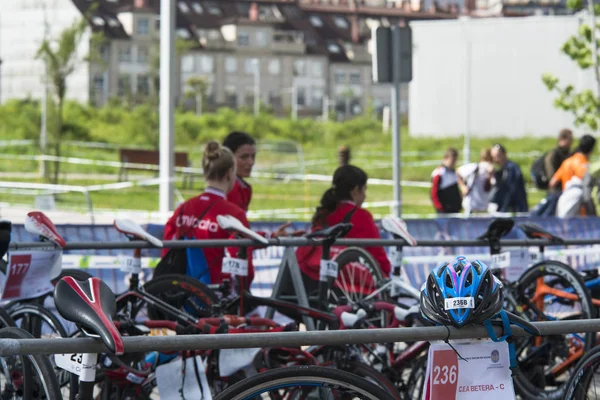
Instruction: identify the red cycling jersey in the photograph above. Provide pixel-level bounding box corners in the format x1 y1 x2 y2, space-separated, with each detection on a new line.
227 177 252 212
296 201 391 282
162 189 254 285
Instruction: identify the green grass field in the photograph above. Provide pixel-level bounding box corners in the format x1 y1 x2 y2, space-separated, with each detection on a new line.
0 128 550 220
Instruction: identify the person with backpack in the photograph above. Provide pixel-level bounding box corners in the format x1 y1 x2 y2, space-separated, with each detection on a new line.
549 134 597 217
457 148 494 215
489 144 528 213
295 165 391 294
159 141 254 286
430 148 462 214
531 128 573 192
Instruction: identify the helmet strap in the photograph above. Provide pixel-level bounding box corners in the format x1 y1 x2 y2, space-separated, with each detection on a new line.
483 310 517 369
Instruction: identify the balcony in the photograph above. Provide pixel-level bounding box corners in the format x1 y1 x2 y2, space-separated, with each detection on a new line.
272 31 306 53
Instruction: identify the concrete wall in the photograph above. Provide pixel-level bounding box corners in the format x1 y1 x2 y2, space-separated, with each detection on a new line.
409 15 594 138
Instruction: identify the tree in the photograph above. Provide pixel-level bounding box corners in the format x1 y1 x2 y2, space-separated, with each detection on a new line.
542 0 600 130
36 18 87 183
185 76 208 115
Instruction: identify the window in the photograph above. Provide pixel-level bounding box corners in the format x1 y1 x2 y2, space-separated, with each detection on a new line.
312 87 324 109
349 72 361 84
268 59 280 75
206 2 222 15
119 46 131 62
225 57 237 73
137 46 148 64
244 58 258 74
178 2 190 13
333 16 349 29
137 75 150 95
238 32 249 46
334 71 345 84
199 55 214 73
293 59 306 76
296 87 306 107
311 60 323 78
182 55 194 73
225 85 237 107
93 75 104 93
309 15 323 27
107 17 120 28
177 28 191 39
327 43 341 54
118 75 131 97
92 16 105 26
136 18 149 35
256 31 268 47
99 44 109 61
191 2 203 13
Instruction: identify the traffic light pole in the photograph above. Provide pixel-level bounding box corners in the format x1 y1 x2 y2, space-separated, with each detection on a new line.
391 26 402 218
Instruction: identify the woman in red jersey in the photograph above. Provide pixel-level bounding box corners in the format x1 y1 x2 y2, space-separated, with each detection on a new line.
162 141 254 286
222 131 296 238
296 165 391 293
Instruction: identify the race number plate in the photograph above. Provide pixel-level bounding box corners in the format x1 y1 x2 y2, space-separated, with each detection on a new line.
444 297 475 310
55 353 98 382
222 257 248 277
320 259 339 279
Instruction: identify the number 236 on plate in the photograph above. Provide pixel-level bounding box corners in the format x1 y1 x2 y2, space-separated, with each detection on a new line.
423 341 515 400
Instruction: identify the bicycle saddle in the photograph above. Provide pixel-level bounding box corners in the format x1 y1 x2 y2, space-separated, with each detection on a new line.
24 211 66 248
306 223 353 241
381 216 417 246
54 277 124 355
0 220 10 259
217 215 269 244
518 222 564 243
114 218 163 247
477 218 514 241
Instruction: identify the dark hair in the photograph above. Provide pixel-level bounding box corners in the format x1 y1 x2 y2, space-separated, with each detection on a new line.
559 128 573 141
444 147 458 159
202 140 235 180
575 134 596 155
311 165 368 227
223 131 256 154
492 143 507 154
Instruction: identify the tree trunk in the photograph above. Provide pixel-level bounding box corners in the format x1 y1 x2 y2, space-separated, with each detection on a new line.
53 98 64 184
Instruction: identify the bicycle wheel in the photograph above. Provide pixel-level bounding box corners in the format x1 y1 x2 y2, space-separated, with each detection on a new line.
213 365 397 400
512 260 594 400
334 247 388 303
141 274 218 320
564 344 600 400
0 327 61 400
342 360 404 400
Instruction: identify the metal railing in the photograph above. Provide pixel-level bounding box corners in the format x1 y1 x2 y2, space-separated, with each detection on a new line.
0 319 598 356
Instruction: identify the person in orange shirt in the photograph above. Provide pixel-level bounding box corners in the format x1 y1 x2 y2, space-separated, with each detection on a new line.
549 134 597 217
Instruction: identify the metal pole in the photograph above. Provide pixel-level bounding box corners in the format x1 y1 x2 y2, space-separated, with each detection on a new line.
159 0 175 214
291 84 298 120
40 64 48 179
253 58 260 116
1 319 599 356
463 19 471 164
391 26 402 218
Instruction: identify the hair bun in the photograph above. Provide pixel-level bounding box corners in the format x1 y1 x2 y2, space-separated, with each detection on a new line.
204 140 221 161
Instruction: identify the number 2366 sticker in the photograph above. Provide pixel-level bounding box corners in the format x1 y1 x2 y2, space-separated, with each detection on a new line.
444 297 474 310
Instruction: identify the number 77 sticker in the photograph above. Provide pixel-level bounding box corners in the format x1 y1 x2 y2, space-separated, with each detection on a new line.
430 350 459 400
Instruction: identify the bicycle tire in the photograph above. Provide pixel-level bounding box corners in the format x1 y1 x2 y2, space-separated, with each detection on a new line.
563 343 600 400
334 247 389 302
0 327 61 400
0 305 16 328
513 260 595 400
8 303 68 338
342 360 404 400
213 365 397 400
142 274 218 320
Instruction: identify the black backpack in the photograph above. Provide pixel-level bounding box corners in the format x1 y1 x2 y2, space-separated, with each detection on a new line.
531 152 549 190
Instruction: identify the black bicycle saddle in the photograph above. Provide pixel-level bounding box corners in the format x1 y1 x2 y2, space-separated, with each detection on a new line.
306 223 353 241
518 222 564 243
477 218 515 241
54 277 124 355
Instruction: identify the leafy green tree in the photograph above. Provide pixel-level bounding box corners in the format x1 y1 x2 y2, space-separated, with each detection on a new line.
542 0 600 130
185 77 208 115
36 18 87 183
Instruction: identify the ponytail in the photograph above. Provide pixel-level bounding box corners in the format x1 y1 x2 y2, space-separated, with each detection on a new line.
310 165 368 227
